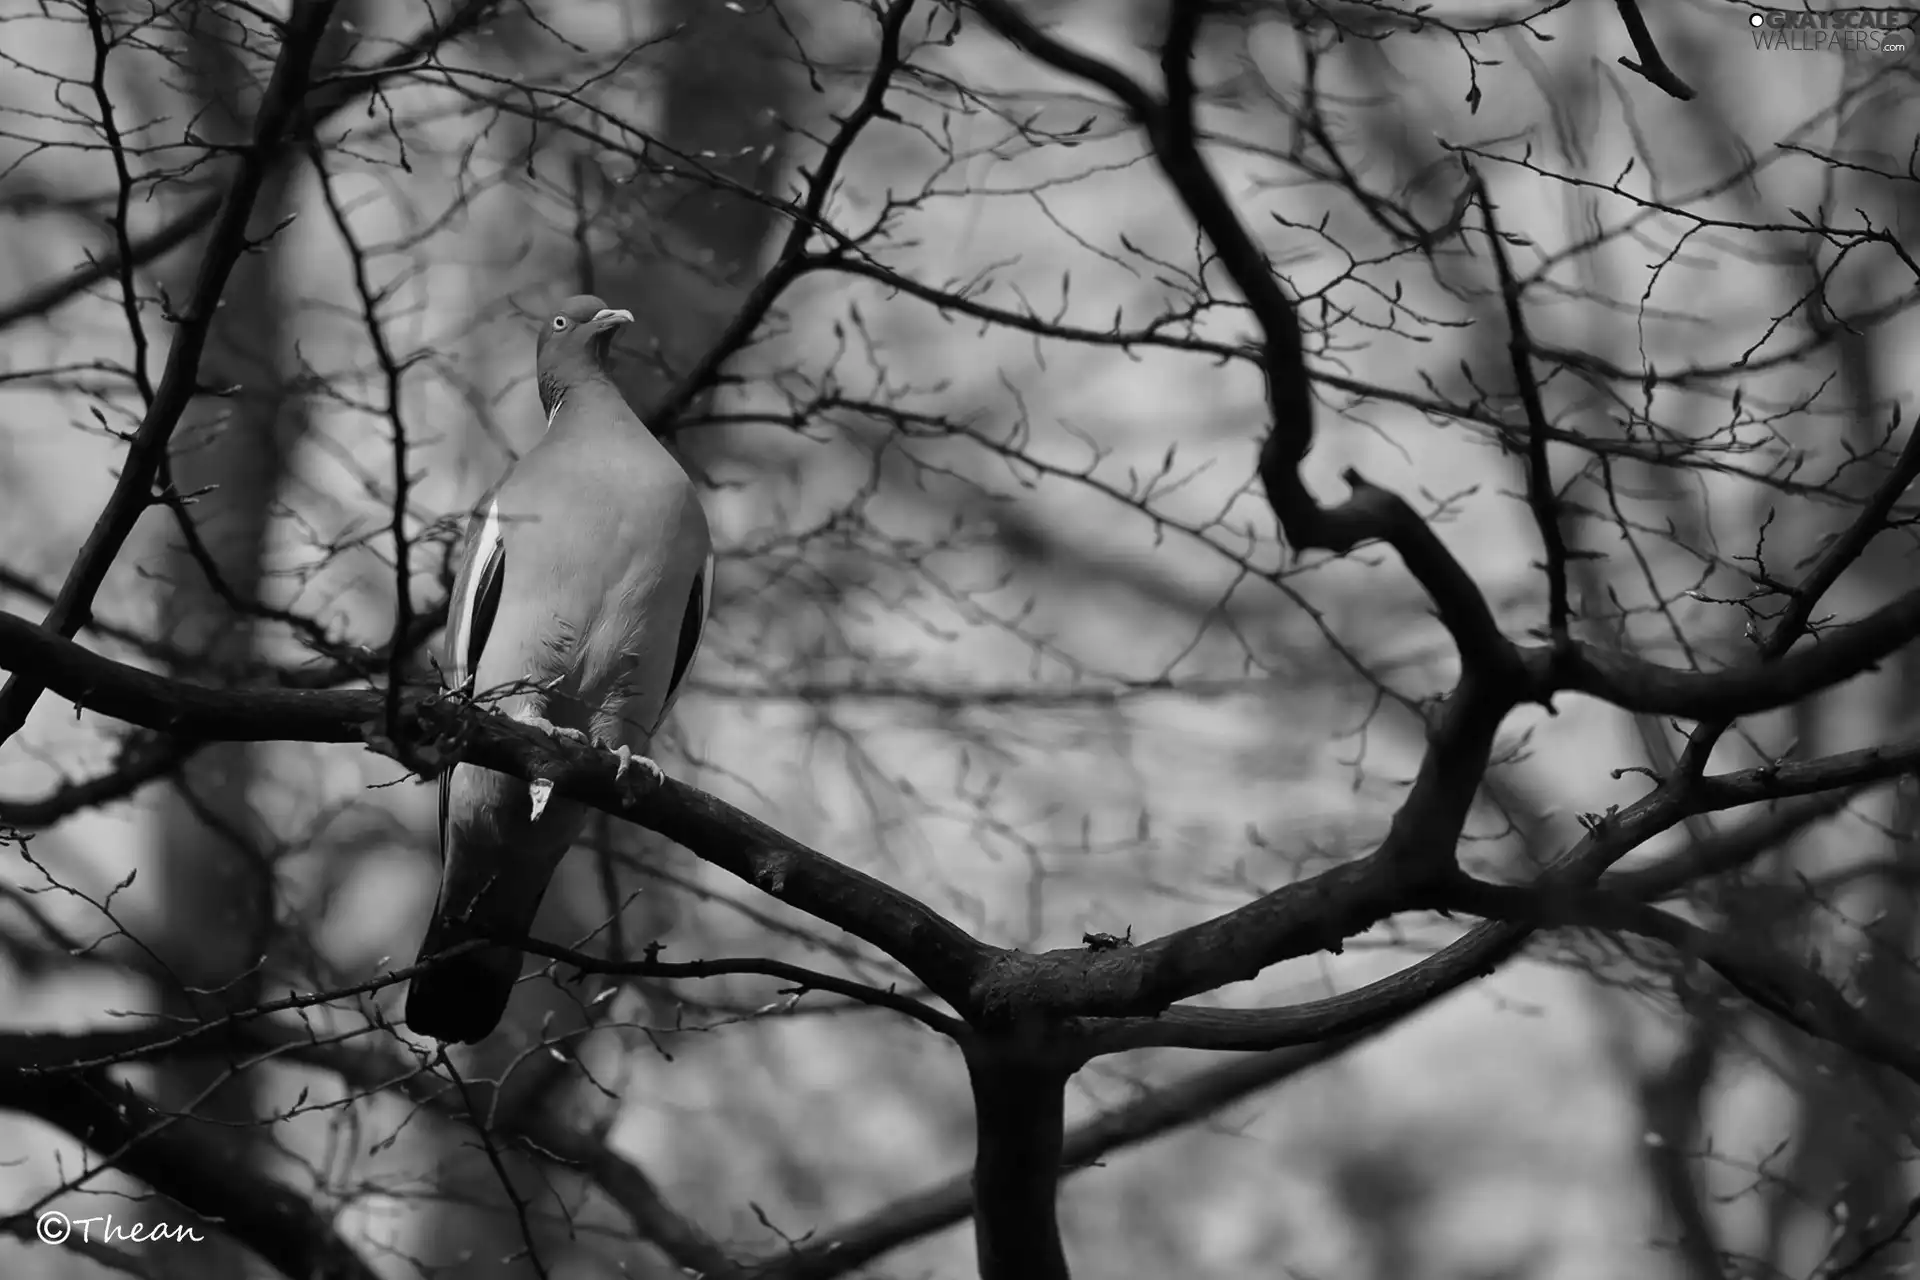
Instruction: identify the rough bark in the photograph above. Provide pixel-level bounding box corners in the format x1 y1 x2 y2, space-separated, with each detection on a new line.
966 1047 1072 1280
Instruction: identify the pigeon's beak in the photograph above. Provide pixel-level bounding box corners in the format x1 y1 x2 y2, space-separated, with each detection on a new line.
588 308 634 329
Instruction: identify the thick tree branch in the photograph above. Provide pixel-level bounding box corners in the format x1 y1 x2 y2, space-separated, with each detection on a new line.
1546 585 1920 721
965 1049 1070 1280
967 673 1514 1023
2 1014 1386 1280
972 0 1514 682
1076 749 1908 1053
968 3 1920 1045
959 0 1530 1033
760 1027 1393 1279
8 608 1920 1033
1601 788 1868 903
0 609 996 1013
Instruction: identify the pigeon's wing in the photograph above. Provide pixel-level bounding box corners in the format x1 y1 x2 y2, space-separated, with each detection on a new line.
652 550 713 734
438 492 507 858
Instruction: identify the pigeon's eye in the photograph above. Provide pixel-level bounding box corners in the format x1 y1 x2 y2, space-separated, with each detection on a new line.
551 316 569 331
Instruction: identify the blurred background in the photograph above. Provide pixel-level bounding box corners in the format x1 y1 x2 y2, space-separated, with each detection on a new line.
1 0 1917 1277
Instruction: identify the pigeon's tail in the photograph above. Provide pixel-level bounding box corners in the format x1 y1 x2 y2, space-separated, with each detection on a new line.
405 912 522 1045
416 765 577 1044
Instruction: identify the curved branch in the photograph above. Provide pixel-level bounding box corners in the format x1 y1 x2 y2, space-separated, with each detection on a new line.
509 937 967 1038
1612 0 1697 101
972 0 1515 671
8 606 1918 1032
0 609 996 1013
0 730 203 827
1075 744 1911 1054
1676 421 1920 773
1549 584 1920 721
1437 876 1920 1083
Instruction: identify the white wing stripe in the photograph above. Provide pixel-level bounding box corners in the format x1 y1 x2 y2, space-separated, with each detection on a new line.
698 550 715 633
450 497 501 689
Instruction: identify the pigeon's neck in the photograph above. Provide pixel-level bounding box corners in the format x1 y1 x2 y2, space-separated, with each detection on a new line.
538 369 565 424
542 372 639 441
540 368 622 433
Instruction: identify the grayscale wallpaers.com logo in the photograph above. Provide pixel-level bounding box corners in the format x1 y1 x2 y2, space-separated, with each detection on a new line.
1749 8 1914 53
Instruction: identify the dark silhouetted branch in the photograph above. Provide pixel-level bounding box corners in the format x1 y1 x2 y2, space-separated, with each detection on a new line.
1076 747 1913 1054
7 605 1920 1033
0 609 997 1014
1601 788 1869 903
1613 0 1697 101
761 1028 1392 1280
1468 161 1570 643
965 1048 1069 1280
1436 876 1920 1084
1545 585 1920 721
510 936 966 1037
1675 419 1920 774
0 730 204 827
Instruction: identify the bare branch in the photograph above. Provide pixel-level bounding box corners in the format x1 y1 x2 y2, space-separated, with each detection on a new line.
0 610 996 1014
0 0 500 335
508 935 967 1037
8 605 1920 1034
1466 161 1570 644
0 0 342 744
1436 876 1920 1085
0 1068 380 1280
965 1050 1069 1280
764 1031 1390 1279
1612 0 1698 101
1548 584 1920 721
651 0 921 434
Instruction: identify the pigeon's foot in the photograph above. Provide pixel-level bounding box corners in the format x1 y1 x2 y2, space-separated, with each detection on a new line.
509 709 589 745
609 744 665 805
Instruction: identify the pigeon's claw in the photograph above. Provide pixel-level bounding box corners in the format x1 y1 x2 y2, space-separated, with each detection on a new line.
609 744 665 803
509 709 589 745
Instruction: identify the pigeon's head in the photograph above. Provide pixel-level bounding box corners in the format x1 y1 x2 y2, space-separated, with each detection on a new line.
535 294 633 422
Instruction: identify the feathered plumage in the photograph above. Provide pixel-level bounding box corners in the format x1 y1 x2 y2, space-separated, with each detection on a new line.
405 296 713 1045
